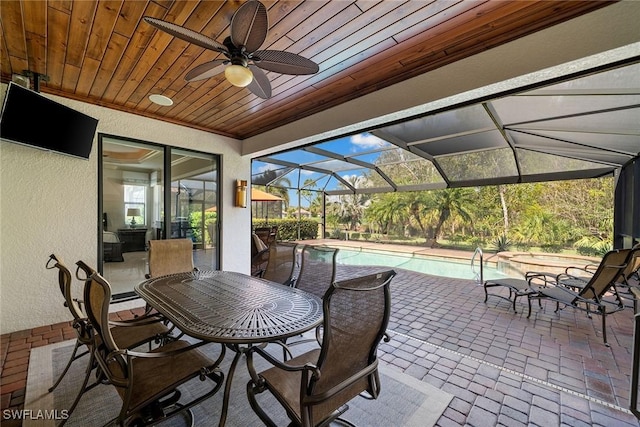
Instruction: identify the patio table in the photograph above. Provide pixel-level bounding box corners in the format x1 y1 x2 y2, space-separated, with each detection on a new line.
135 270 323 426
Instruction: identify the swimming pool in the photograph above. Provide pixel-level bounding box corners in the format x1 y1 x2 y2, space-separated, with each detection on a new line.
334 248 507 281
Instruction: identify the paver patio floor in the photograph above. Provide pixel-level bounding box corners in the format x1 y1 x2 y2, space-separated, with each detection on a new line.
2 242 639 426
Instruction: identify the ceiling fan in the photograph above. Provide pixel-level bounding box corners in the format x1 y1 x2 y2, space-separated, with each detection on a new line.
144 0 319 99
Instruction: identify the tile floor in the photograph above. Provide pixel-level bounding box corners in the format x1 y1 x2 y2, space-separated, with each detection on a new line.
2 262 639 426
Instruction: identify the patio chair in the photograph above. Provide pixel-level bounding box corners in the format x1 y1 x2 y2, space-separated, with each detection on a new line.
246 270 396 427
262 242 299 286
146 238 197 279
295 246 339 299
46 255 171 424
82 271 224 426
526 248 631 346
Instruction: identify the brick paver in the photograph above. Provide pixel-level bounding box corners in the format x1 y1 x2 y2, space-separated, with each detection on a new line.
1 258 638 426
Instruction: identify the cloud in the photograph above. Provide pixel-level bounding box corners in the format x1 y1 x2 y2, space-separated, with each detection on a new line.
350 133 384 149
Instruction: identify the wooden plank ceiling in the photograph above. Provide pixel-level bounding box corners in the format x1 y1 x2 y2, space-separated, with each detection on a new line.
0 0 614 140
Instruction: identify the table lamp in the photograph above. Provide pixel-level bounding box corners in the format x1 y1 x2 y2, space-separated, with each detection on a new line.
127 208 141 228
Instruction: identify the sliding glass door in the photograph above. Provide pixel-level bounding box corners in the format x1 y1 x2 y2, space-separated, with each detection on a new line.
99 135 219 299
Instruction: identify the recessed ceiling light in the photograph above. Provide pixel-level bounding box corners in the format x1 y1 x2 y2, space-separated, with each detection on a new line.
149 94 173 106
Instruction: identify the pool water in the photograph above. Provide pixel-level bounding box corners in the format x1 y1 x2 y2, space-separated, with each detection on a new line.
334 248 507 281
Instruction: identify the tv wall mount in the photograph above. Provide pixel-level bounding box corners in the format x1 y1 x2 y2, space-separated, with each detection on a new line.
17 70 49 92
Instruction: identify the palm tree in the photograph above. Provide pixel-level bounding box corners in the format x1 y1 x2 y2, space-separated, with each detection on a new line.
426 188 474 247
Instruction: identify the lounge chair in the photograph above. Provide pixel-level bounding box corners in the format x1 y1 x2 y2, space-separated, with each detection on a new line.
526 248 631 346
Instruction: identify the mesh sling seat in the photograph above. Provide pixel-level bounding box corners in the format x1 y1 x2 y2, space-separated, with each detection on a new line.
483 277 535 313
83 271 225 426
280 245 339 353
47 255 172 424
295 246 339 299
146 238 197 279
246 270 396 427
262 242 299 286
547 244 640 294
526 248 632 346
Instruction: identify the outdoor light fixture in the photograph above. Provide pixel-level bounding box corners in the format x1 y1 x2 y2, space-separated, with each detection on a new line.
127 208 141 228
225 64 253 87
235 180 248 208
148 94 174 106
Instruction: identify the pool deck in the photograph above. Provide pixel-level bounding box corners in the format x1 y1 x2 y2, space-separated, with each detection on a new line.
1 242 638 426
307 240 639 426
307 238 481 262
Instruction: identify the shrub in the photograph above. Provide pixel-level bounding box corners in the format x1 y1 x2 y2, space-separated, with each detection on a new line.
253 219 318 240
492 234 511 252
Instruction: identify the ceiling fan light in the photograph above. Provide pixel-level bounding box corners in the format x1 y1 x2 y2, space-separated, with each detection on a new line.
225 64 253 87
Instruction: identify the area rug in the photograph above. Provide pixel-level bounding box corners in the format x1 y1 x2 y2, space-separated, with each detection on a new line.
24 339 452 427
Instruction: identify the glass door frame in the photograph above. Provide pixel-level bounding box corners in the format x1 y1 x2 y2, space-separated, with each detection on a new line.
97 133 220 300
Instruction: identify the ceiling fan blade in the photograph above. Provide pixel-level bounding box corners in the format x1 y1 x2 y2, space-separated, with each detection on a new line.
144 17 228 53
253 50 319 75
230 1 268 53
185 60 226 82
247 65 272 99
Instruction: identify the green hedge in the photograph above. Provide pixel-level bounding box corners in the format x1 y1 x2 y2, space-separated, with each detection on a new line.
253 218 318 240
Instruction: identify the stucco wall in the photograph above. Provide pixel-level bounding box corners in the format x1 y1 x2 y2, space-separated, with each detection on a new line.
0 85 250 334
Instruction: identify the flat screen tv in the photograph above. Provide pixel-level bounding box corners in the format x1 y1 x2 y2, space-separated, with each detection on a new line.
0 82 98 159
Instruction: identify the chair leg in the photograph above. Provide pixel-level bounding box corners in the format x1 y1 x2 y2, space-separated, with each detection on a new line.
49 340 88 392
602 306 609 347
527 296 532 319
58 352 99 427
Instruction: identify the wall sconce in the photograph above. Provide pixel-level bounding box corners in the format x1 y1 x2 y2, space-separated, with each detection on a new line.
235 180 247 208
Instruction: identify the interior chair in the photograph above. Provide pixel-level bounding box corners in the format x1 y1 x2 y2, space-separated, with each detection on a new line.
46 255 172 424
295 246 339 299
526 248 632 346
262 242 299 286
83 271 224 426
251 232 270 277
246 270 397 427
255 226 278 247
103 231 124 262
146 238 196 279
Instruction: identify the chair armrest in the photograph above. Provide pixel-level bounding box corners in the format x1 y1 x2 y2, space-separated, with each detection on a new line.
108 312 165 327
564 266 595 276
246 344 321 388
525 271 558 287
111 340 208 360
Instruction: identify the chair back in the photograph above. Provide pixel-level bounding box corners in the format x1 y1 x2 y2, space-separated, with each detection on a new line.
579 249 630 300
307 270 396 421
262 242 298 286
295 246 338 299
83 272 128 386
620 245 640 286
47 254 84 322
147 238 194 278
